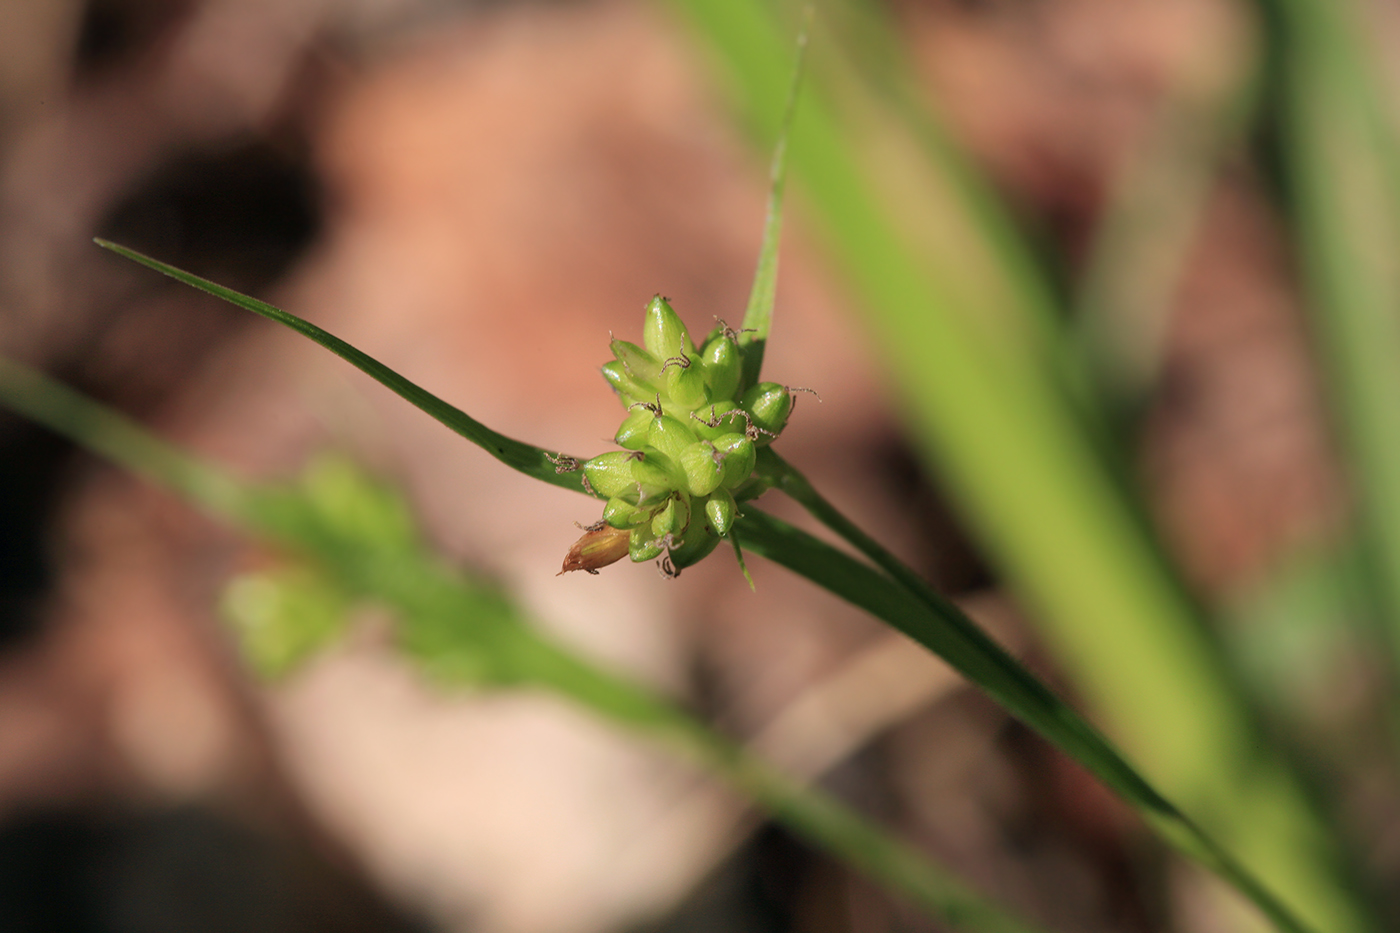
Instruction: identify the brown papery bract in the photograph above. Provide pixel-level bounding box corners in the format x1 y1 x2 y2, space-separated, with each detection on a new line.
558 524 631 575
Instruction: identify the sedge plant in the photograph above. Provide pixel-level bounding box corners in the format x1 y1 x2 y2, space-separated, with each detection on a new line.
0 10 1351 933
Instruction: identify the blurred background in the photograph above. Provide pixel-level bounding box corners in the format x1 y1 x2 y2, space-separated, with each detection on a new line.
0 0 1396 931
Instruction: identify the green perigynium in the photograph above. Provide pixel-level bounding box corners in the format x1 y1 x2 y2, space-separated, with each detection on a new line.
559 296 796 577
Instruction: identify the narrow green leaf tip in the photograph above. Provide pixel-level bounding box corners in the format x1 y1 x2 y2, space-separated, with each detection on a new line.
92 238 591 497
737 3 813 392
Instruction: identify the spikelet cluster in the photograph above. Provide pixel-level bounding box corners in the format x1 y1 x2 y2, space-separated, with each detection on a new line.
560 296 795 576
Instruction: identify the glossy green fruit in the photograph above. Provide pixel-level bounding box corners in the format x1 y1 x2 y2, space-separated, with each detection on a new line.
680 441 723 497
704 488 736 536
614 407 652 450
701 335 741 401
740 382 791 444
642 296 695 361
645 413 698 462
628 525 666 562
603 497 645 528
610 338 662 386
631 448 683 492
712 433 755 488
602 360 653 404
583 451 640 499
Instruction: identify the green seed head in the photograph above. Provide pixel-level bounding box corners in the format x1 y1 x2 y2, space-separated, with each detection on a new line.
572 295 806 576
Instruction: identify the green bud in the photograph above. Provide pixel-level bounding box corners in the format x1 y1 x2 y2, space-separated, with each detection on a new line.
713 433 755 488
680 441 723 497
646 412 698 462
614 407 652 450
688 401 746 441
642 295 695 361
631 448 683 493
603 497 646 528
701 335 742 401
602 360 653 403
704 488 737 536
611 339 662 385
740 382 791 444
628 525 666 562
583 451 641 499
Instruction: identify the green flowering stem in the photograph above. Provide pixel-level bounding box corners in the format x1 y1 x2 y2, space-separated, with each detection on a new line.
93 239 594 499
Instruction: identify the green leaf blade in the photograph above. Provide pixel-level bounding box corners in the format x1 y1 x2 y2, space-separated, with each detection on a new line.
93 238 594 498
735 506 1316 933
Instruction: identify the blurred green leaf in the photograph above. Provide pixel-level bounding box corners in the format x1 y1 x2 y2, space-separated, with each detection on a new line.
736 5 809 392
222 567 352 679
1256 0 1400 719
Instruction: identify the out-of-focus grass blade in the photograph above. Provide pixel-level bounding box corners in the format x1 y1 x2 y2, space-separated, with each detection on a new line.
671 2 1369 931
735 508 1318 933
1224 544 1369 725
1073 28 1261 413
0 356 249 517
1256 0 1400 715
93 238 592 498
736 5 810 392
0 358 1046 933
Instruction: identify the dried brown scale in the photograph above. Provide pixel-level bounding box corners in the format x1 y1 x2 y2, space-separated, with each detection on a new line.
712 317 756 344
545 452 580 473
557 524 631 575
